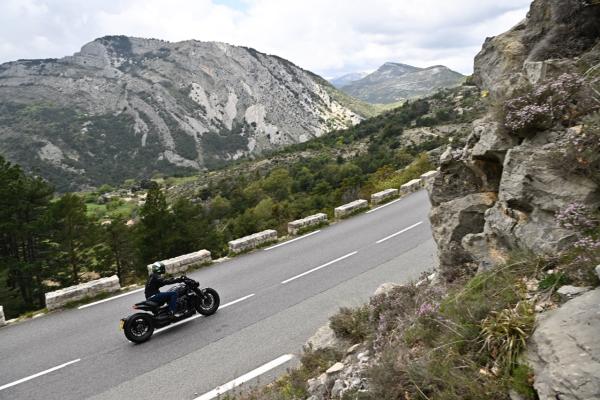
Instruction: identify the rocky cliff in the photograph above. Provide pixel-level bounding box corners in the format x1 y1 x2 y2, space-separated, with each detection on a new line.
428 0 600 279
0 36 363 190
341 62 464 104
427 1 600 398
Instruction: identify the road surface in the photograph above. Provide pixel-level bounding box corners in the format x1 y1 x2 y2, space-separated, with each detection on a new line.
0 190 436 400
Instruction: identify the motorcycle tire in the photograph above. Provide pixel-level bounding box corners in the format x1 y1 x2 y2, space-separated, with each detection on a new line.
195 288 220 316
124 313 155 344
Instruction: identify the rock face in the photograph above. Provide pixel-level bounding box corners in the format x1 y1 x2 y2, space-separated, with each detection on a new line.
528 288 600 400
0 36 362 190
340 62 464 104
427 0 600 277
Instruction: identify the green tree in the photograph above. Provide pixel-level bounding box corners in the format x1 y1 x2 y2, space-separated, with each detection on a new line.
97 216 139 281
137 187 173 263
48 194 96 284
0 156 56 309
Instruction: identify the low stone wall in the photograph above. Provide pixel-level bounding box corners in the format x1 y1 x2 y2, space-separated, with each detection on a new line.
147 249 212 275
419 170 439 189
0 306 5 327
45 275 120 310
334 199 368 219
400 178 422 195
229 229 278 254
288 213 328 235
371 188 399 205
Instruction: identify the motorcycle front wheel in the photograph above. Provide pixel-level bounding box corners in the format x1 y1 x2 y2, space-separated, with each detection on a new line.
124 313 155 343
195 288 220 316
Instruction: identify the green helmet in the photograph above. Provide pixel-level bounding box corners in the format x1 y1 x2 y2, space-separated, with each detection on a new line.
151 262 166 274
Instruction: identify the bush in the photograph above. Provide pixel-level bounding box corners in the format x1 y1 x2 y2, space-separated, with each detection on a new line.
504 73 593 136
480 301 535 371
330 305 373 344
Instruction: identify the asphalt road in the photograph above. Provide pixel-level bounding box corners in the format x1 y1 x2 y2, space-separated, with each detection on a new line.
0 190 436 400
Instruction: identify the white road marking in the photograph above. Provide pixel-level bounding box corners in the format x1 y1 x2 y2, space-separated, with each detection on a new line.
365 197 402 214
78 288 145 309
154 293 255 334
264 230 321 251
281 251 358 284
0 358 81 391
375 221 423 244
194 354 295 400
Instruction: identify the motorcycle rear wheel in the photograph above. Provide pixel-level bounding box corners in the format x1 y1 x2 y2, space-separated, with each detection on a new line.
124 313 155 343
196 288 220 316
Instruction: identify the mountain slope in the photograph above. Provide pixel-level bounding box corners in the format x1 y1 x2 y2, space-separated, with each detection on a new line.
0 36 365 190
341 62 465 104
329 72 369 88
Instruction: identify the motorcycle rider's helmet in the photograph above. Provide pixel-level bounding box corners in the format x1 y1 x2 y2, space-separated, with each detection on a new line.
151 262 166 275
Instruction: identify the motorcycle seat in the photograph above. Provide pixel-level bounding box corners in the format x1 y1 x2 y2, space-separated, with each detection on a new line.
135 300 160 307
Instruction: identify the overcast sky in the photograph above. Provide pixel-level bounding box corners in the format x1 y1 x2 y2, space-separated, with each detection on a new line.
0 0 531 78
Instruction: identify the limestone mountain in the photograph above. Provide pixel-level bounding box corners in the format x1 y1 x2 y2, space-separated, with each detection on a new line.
341 62 464 104
0 36 365 190
329 72 369 88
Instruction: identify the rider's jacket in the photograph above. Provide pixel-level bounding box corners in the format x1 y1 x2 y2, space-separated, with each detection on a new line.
145 274 182 298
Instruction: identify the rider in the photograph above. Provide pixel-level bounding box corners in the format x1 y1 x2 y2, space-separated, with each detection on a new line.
145 262 185 318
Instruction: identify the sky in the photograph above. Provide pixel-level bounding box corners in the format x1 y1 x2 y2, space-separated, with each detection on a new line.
0 0 532 78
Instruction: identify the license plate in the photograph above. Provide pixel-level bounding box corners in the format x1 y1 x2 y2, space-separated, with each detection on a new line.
119 319 125 330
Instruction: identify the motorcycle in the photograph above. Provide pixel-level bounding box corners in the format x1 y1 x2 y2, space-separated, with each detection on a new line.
120 275 220 343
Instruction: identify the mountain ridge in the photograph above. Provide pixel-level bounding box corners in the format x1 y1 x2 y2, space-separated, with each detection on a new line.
0 35 368 190
339 61 464 104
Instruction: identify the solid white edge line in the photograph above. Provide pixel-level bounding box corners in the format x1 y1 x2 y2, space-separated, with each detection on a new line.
194 354 295 400
78 288 145 309
375 221 423 244
154 293 255 334
365 197 402 214
264 230 321 251
0 358 81 391
281 251 358 284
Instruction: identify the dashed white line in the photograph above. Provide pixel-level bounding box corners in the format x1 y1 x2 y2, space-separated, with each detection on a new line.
0 358 81 392
264 230 321 251
194 354 295 400
365 197 402 214
78 288 145 309
155 293 255 334
375 221 423 244
281 251 358 284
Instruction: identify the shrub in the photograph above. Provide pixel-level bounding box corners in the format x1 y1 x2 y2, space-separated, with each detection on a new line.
480 301 535 371
504 73 593 136
330 305 373 344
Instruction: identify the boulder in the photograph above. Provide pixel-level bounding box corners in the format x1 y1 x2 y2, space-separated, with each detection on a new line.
556 285 591 300
528 288 600 400
429 192 497 276
306 324 342 351
373 282 401 297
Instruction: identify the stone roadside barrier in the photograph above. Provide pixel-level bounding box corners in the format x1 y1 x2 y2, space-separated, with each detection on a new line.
0 305 5 327
45 275 121 311
420 170 439 188
334 199 368 219
288 213 328 235
371 188 399 205
229 229 278 254
147 249 212 275
400 178 422 195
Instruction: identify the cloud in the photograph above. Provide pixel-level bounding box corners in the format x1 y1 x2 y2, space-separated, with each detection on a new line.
0 0 531 77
